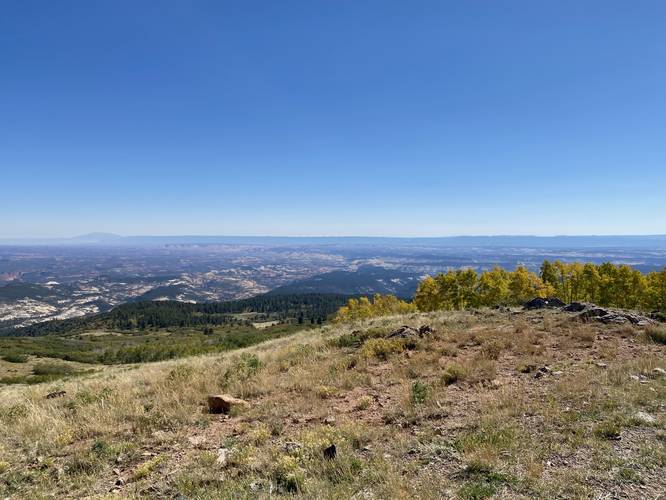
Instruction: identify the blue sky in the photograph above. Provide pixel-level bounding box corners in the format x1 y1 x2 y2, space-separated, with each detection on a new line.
1 1 665 237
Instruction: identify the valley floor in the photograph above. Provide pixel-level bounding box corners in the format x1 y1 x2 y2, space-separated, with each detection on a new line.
0 309 664 499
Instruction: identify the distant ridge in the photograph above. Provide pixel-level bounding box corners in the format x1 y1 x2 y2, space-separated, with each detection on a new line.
1 234 666 248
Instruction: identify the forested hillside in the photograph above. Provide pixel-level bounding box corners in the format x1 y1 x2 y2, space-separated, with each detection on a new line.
1 293 350 337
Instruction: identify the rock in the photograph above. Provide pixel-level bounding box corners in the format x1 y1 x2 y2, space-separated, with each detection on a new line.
534 366 551 379
563 302 588 312
576 306 654 325
207 394 250 414
187 436 206 448
282 442 302 454
387 324 435 339
418 325 435 336
594 362 608 369
552 371 564 377
652 367 666 377
387 326 420 338
115 478 125 486
45 390 67 399
524 297 565 310
634 411 656 424
216 448 229 467
323 416 336 425
323 444 337 460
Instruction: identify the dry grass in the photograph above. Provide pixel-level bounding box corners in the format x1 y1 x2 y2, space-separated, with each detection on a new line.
0 309 664 499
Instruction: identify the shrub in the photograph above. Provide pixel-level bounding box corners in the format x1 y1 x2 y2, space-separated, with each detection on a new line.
223 353 262 385
645 325 666 345
315 385 335 399
410 381 431 405
458 460 515 500
441 362 466 385
167 364 194 382
594 421 621 440
466 358 497 384
1 353 28 363
355 395 373 410
32 362 78 376
332 333 363 348
360 338 404 360
479 340 503 360
0 403 29 423
133 454 167 480
274 455 305 493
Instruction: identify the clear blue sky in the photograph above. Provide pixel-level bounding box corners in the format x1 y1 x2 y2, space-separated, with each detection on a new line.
1 1 665 237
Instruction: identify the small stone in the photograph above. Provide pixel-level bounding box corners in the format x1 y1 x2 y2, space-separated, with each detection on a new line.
323 416 336 425
112 468 121 476
594 362 608 369
323 444 337 460
490 379 501 388
115 478 125 486
45 390 67 399
216 448 229 467
652 367 666 377
207 394 250 414
634 411 656 424
418 325 435 336
552 371 564 376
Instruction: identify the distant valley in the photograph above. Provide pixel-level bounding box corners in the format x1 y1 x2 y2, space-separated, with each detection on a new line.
1 236 665 332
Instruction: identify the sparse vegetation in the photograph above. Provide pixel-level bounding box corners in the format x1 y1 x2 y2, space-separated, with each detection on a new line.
0 308 663 498
645 325 666 344
1 353 28 363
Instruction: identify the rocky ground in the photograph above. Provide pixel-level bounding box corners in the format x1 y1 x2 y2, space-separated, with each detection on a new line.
0 308 664 499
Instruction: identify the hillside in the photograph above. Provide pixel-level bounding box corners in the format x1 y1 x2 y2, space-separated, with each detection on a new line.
0 307 663 498
1 293 350 337
268 265 420 298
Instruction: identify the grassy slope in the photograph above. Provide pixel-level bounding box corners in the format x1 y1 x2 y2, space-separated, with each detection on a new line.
0 309 664 499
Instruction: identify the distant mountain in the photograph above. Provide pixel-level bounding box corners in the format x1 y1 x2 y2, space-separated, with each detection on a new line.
69 232 123 244
268 265 421 298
